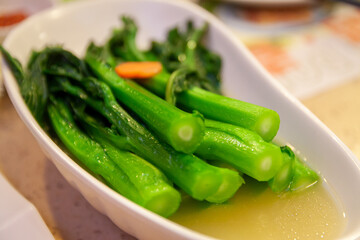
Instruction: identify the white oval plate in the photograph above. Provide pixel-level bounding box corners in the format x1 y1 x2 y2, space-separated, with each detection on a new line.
2 0 360 239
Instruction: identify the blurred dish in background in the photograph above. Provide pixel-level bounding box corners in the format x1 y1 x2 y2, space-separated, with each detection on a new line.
241 7 313 23
0 11 28 28
0 0 55 42
216 3 330 35
214 2 360 99
0 0 56 96
219 0 316 7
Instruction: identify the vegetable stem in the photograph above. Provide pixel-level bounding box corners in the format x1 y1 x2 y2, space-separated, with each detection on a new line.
290 157 319 192
195 119 283 181
178 87 280 142
268 146 295 193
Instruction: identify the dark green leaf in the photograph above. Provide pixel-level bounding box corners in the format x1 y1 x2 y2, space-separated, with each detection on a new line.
0 45 25 84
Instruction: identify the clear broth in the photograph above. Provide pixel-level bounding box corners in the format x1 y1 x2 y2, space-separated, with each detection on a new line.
170 177 346 240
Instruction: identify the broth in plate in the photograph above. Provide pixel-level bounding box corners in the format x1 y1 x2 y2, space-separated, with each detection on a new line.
170 176 346 240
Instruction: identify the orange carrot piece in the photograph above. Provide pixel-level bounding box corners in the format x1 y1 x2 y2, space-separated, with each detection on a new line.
115 61 163 79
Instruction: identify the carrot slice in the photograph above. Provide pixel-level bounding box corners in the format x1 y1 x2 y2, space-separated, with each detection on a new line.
115 61 162 79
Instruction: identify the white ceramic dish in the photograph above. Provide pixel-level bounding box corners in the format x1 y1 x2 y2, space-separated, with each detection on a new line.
2 0 360 239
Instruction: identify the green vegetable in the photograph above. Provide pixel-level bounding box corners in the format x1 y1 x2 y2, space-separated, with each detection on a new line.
42 47 90 80
1 46 50 123
177 88 280 142
103 17 280 141
165 67 197 105
47 97 180 217
149 20 221 90
164 67 220 105
0 45 24 84
70 102 133 152
85 55 205 154
206 167 244 203
108 16 147 62
290 157 319 192
86 42 119 67
268 146 295 193
56 76 240 202
268 145 320 193
195 119 283 181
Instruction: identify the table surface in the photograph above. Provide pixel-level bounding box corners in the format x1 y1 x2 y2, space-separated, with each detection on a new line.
1 77 360 239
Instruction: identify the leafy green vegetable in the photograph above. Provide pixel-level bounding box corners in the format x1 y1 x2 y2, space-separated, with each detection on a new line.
48 96 181 217
149 20 221 90
51 70 240 202
1 16 320 217
21 49 50 123
0 45 24 84
108 16 147 62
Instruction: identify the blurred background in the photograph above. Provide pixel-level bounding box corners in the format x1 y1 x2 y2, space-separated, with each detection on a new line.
200 0 360 100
